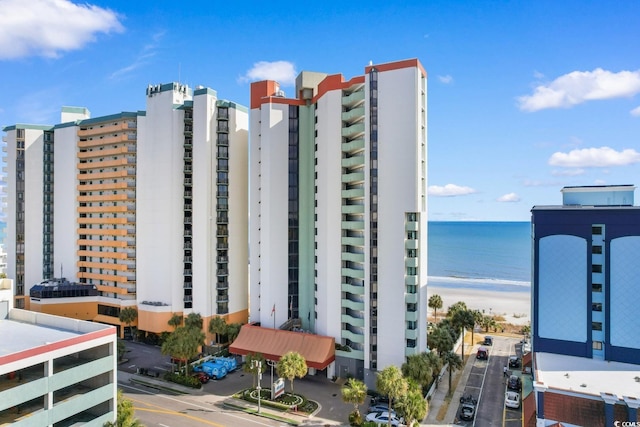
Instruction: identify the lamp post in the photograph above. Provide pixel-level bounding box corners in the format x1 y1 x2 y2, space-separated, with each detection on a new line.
252 360 262 413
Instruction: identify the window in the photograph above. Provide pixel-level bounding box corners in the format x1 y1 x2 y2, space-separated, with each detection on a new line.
592 322 603 331
593 341 603 350
592 245 603 254
592 226 603 235
592 302 602 312
592 283 603 292
592 265 602 273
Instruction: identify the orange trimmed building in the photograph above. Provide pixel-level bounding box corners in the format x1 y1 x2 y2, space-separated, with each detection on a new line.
2 84 248 340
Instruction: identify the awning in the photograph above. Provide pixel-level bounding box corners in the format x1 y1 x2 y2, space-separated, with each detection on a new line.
229 324 335 370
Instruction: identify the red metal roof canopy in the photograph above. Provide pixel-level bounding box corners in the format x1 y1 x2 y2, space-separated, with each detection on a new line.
229 324 336 370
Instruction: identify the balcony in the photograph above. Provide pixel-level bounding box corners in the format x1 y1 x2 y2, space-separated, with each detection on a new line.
342 90 365 108
341 204 365 214
217 269 228 276
341 188 365 199
341 122 365 139
341 267 365 279
405 293 418 304
341 313 365 327
341 282 365 295
341 298 365 312
341 236 365 246
341 155 365 168
342 251 365 263
342 220 365 230
341 172 365 184
341 107 365 123
342 138 365 153
341 329 364 344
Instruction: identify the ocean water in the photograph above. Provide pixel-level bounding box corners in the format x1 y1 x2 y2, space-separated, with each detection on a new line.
428 221 531 292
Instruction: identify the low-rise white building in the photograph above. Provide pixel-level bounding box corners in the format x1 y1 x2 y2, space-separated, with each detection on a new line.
0 280 118 426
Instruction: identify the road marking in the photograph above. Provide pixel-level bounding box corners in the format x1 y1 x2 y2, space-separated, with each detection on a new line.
154 366 169 371
119 383 274 426
128 364 136 368
472 343 491 427
159 424 171 427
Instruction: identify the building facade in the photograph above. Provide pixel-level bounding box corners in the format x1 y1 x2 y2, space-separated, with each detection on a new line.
0 285 118 427
530 185 640 426
2 83 249 338
249 59 428 383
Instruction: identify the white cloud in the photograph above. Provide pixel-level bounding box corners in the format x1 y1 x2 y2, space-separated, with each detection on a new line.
239 61 297 86
548 146 640 168
438 75 453 84
631 106 640 117
428 184 477 197
0 0 124 60
497 193 520 202
109 31 164 80
518 68 640 112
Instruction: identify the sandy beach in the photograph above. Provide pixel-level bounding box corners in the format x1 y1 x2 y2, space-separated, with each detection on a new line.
428 285 531 326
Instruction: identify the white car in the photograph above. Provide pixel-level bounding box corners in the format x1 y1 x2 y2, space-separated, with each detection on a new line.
365 411 403 426
505 391 520 409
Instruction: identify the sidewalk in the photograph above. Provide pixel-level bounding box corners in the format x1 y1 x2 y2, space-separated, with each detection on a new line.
423 340 478 426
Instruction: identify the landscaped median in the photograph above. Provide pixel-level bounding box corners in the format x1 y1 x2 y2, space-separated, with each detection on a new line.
223 387 320 426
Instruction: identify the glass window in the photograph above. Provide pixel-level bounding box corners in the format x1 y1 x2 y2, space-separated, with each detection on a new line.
592 302 602 311
593 341 603 350
592 283 603 292
592 322 603 331
592 226 603 235
592 245 603 254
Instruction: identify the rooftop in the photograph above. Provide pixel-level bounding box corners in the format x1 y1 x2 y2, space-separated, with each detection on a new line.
534 352 640 400
0 309 115 363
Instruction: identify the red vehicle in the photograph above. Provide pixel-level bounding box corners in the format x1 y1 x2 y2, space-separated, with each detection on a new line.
192 372 210 384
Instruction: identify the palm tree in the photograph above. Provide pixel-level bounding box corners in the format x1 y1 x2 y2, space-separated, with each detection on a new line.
480 315 497 333
376 366 408 427
396 380 428 427
452 309 475 360
243 352 266 387
446 301 468 318
276 351 307 392
470 309 483 345
441 350 463 394
428 323 454 356
341 378 368 421
161 325 205 376
428 294 443 323
118 307 137 340
184 312 203 330
208 316 228 345
401 353 433 391
104 389 142 427
226 323 242 343
168 313 183 330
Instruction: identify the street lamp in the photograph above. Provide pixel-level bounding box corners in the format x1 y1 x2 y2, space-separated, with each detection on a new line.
251 360 262 413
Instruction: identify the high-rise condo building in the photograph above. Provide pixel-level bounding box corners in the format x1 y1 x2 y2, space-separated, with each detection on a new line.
529 185 640 426
249 59 428 383
2 83 249 339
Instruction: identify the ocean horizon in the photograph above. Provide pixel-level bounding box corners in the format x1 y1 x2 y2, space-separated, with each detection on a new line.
428 221 531 293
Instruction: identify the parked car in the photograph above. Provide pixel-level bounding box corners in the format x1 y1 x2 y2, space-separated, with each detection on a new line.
368 404 396 416
508 355 520 368
192 361 228 379
192 372 210 384
507 374 522 392
483 336 493 346
459 402 476 421
476 346 489 360
365 411 403 426
505 391 520 409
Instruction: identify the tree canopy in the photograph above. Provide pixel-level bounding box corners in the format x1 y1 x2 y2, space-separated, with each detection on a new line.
376 366 408 426
341 378 368 419
428 294 443 322
276 351 307 392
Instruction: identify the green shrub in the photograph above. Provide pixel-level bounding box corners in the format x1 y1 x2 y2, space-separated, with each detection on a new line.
163 372 201 388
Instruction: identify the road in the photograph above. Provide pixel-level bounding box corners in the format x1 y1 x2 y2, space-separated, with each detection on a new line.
119 381 284 427
454 335 523 426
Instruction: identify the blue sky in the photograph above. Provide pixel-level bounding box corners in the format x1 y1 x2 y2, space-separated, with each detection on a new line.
1 0 640 221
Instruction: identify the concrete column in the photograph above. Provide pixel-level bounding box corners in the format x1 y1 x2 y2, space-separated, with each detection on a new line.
601 392 619 427
624 396 640 423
